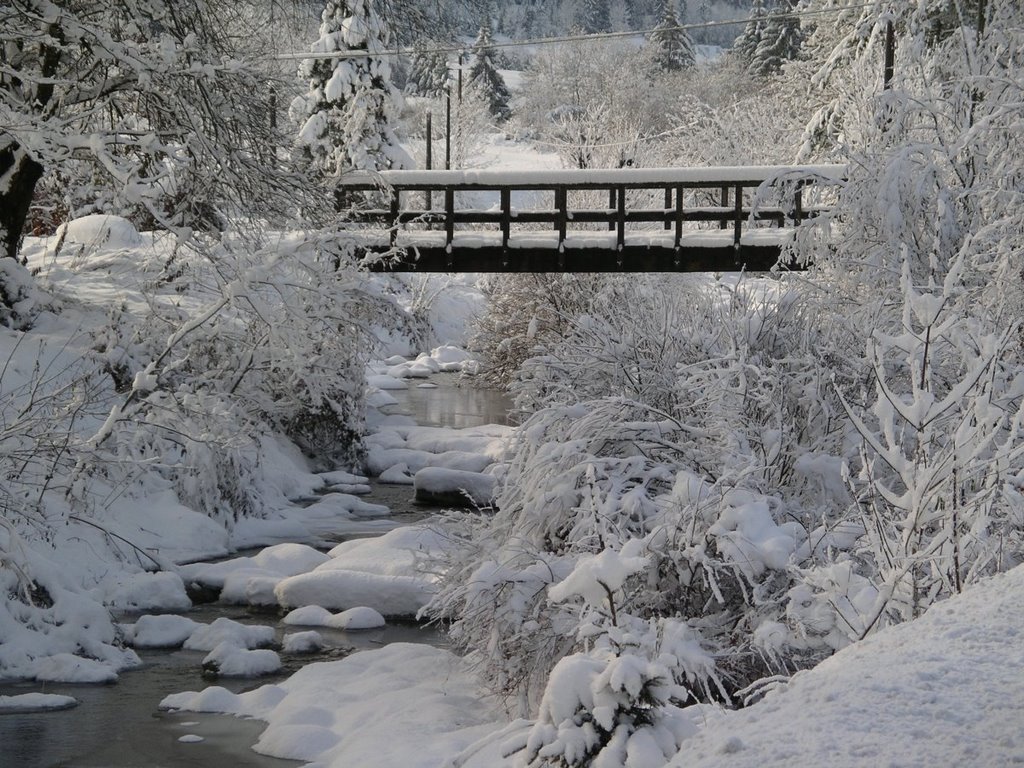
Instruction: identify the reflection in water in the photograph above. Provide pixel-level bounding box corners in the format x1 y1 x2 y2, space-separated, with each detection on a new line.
0 372 507 768
381 374 513 429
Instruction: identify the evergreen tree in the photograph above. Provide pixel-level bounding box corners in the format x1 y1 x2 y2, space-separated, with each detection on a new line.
580 0 612 33
731 0 767 66
467 25 512 121
748 0 801 77
648 1 696 71
291 0 410 189
406 42 451 97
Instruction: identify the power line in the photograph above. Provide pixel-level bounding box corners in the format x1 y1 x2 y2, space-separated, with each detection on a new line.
272 2 880 61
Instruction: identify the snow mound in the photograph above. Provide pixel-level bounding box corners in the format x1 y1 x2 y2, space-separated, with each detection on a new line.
56 214 143 249
32 654 119 684
202 642 282 678
275 569 433 618
160 643 504 767
330 606 386 630
413 466 497 506
276 525 456 617
671 564 1024 768
183 618 275 652
0 693 79 713
129 614 201 648
282 631 325 654
98 571 191 612
281 604 384 630
181 543 333 606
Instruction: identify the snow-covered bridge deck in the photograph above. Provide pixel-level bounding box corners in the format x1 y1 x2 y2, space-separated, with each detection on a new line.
337 164 844 272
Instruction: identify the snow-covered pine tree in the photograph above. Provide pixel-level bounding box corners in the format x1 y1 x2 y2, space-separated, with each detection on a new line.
748 0 802 77
292 0 410 200
406 42 451 97
648 1 696 71
467 25 512 121
731 0 767 66
579 0 613 33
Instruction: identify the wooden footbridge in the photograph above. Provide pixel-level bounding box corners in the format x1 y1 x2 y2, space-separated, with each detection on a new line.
338 164 844 272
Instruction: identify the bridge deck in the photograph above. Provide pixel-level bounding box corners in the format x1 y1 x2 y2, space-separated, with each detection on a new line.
336 165 843 272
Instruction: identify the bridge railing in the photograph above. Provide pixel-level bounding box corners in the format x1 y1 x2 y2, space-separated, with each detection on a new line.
335 165 845 271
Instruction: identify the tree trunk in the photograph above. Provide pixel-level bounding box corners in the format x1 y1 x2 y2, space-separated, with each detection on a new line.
0 138 44 263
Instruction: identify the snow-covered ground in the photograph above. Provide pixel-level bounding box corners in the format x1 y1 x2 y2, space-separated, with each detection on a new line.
160 562 1024 766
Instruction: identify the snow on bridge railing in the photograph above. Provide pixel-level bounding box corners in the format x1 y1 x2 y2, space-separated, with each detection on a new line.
337 164 847 189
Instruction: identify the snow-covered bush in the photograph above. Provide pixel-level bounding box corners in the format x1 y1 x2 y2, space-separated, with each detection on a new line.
429 277 864 715
470 274 619 389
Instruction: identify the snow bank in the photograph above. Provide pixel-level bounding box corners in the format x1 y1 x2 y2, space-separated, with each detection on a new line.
161 643 505 767
670 565 1024 768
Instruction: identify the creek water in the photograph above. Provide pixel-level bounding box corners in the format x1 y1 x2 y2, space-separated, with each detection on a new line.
0 373 512 768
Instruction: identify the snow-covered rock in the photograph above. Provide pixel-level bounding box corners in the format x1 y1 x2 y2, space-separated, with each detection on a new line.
413 467 497 506
282 631 325 654
276 570 433 618
183 618 275 652
129 614 201 648
202 642 282 678
331 606 386 630
0 693 79 713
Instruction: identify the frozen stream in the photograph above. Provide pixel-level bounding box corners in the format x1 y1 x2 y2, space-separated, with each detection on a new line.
0 373 512 768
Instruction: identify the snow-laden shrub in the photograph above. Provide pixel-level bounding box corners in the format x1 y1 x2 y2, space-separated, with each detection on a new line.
835 260 1024 625
428 279 866 717
470 274 622 389
79 234 397 525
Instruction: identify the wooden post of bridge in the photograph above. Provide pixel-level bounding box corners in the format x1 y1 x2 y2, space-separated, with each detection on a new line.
664 187 672 231
500 188 511 259
732 184 743 258
445 89 451 170
390 188 400 247
674 184 684 260
425 110 433 211
616 185 626 254
720 185 730 230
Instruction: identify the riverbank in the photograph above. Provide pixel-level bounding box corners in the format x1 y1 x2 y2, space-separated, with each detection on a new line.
0 367 513 767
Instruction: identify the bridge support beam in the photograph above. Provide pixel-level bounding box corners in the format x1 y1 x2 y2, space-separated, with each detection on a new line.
362 244 800 273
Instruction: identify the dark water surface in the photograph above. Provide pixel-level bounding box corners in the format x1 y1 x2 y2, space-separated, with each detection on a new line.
0 373 512 768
